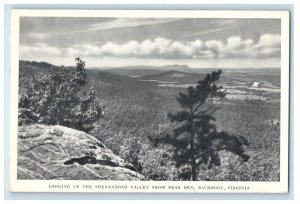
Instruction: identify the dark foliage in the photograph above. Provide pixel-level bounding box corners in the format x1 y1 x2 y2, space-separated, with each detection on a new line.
18 58 104 133
156 70 250 181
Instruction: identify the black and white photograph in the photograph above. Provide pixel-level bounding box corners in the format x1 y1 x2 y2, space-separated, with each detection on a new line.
9 10 290 193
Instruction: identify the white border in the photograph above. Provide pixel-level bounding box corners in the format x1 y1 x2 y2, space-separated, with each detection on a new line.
9 9 290 193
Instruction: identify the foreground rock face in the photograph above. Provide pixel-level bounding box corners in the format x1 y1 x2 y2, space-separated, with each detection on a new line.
17 124 144 180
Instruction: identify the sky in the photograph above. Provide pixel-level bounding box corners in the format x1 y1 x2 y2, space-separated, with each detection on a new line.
19 17 281 69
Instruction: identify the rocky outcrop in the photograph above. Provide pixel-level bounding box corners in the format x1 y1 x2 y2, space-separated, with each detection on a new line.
17 124 144 180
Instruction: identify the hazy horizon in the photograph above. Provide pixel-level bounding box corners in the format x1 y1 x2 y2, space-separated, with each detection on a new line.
20 59 281 70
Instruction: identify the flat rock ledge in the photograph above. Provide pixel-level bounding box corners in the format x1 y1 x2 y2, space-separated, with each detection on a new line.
17 124 144 180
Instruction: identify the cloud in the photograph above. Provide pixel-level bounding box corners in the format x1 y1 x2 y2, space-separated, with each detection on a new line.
20 44 62 59
189 27 232 37
255 34 281 48
74 18 180 33
203 34 281 58
205 40 225 54
214 19 238 26
25 33 52 40
33 42 48 47
20 34 281 61
22 18 180 41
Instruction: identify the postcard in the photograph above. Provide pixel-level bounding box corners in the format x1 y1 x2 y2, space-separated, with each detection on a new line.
9 9 290 193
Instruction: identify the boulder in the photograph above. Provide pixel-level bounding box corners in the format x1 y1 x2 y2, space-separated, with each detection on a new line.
17 124 144 180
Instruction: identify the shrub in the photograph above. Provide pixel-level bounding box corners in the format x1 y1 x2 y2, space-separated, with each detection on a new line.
18 58 104 133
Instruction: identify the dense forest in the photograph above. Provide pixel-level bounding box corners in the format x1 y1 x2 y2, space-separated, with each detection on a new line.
18 59 280 181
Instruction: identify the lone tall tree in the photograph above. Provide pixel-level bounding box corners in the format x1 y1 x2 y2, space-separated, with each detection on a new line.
161 70 250 181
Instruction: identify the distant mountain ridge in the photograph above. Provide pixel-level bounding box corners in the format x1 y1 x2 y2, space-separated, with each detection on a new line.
102 64 194 77
141 70 187 79
139 69 207 83
19 60 195 77
100 64 193 72
19 60 56 69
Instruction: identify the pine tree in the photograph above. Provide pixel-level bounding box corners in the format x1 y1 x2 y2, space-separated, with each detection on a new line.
158 70 250 181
